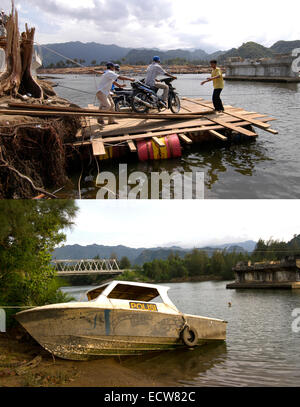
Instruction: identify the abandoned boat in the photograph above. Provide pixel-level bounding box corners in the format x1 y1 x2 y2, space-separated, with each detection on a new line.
16 281 227 360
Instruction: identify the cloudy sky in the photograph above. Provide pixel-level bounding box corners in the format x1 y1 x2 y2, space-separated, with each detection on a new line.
63 200 300 248
2 0 299 51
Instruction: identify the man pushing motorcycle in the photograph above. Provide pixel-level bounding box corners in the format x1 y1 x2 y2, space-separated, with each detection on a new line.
145 56 177 107
95 62 135 125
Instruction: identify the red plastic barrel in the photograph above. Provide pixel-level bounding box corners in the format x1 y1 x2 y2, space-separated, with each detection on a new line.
137 134 182 161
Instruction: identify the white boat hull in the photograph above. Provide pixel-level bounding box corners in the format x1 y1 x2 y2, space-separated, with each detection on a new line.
16 306 227 360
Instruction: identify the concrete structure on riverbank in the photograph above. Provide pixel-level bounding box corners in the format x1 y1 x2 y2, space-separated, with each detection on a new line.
225 50 300 83
227 256 300 289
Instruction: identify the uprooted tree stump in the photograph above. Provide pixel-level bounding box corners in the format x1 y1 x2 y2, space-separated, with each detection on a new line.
0 113 81 199
0 2 43 99
0 2 83 198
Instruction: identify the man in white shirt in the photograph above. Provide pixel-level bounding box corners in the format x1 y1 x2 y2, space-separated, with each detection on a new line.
0 10 8 26
0 19 6 37
145 56 177 105
96 62 135 125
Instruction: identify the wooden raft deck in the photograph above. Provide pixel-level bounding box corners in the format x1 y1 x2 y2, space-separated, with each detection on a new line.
73 97 278 157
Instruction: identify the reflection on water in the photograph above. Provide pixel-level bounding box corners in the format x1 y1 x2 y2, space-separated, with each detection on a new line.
124 343 227 386
123 343 227 387
180 141 272 190
62 282 300 387
49 73 300 198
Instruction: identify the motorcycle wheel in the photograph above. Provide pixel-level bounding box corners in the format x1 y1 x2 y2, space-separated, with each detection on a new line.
170 94 181 114
115 98 132 112
132 92 150 114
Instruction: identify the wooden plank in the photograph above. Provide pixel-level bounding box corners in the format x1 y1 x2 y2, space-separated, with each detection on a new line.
84 113 270 141
182 97 277 133
99 114 260 138
265 128 279 135
223 110 271 129
209 130 228 141
178 133 193 144
75 129 83 139
180 105 194 113
6 104 215 120
74 122 258 146
205 116 257 137
127 139 137 152
2 108 215 120
92 139 106 157
152 136 165 148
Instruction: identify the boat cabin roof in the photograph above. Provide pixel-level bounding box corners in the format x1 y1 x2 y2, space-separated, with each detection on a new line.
86 281 176 309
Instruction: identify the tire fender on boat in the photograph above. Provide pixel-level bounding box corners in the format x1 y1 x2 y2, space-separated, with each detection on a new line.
181 326 198 347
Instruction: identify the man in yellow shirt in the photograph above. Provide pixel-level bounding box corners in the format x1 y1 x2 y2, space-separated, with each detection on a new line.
201 60 224 112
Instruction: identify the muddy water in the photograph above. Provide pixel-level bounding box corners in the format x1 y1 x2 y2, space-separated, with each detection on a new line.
62 282 300 387
47 73 300 199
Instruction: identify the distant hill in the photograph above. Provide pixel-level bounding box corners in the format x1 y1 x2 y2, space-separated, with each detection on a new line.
210 240 257 252
134 248 189 265
209 50 226 60
124 48 210 65
52 244 146 264
38 39 300 68
270 40 300 54
218 42 275 62
52 241 257 266
37 41 131 67
134 244 251 265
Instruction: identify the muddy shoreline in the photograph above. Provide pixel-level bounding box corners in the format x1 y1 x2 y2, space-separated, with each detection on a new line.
38 64 225 76
0 330 170 387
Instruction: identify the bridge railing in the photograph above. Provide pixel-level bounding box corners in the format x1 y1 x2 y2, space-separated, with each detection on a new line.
52 259 121 274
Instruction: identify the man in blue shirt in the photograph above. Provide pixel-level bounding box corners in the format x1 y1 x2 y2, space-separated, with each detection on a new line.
145 56 177 105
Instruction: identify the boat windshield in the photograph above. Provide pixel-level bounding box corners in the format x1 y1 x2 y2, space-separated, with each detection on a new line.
87 285 109 301
107 284 160 302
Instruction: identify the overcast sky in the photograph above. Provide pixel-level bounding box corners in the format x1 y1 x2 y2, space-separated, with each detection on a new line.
1 0 299 52
63 200 300 248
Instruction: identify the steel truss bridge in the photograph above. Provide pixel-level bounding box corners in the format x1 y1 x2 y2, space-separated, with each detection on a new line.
52 259 123 276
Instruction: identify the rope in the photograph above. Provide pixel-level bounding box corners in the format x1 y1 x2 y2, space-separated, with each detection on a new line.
35 42 87 69
56 84 96 96
35 41 99 98
78 156 84 200
0 306 35 309
104 141 128 148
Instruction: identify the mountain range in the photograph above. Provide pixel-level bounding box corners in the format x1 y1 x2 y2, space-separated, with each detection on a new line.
38 40 300 67
52 240 257 266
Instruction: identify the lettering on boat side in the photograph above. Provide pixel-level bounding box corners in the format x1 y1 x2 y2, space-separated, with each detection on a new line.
129 302 158 312
0 309 6 333
104 309 111 335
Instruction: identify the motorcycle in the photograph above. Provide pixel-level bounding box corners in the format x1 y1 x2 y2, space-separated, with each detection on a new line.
112 87 134 112
131 77 181 114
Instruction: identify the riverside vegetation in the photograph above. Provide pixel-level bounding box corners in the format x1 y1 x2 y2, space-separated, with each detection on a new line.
66 235 300 286
117 235 300 283
0 200 78 326
1 200 300 318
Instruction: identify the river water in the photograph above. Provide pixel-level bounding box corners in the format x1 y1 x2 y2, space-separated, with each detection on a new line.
47 73 300 199
62 282 300 387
